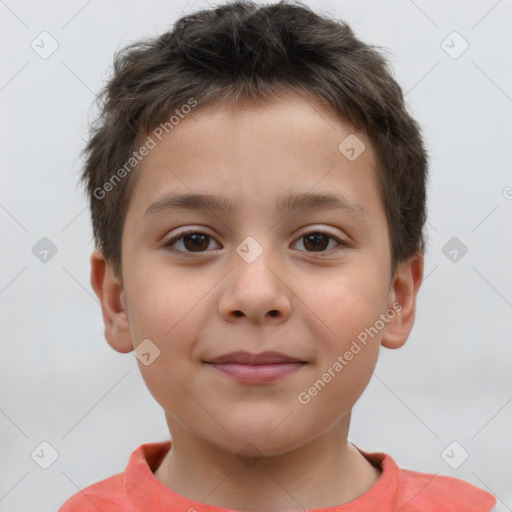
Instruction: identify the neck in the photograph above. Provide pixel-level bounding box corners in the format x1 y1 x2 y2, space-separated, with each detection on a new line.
154 416 381 510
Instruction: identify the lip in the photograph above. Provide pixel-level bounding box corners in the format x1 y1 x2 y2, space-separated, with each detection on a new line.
205 362 307 383
204 351 308 384
205 351 306 365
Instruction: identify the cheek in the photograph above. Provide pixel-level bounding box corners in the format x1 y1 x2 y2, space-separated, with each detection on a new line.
126 269 201 409
124 264 213 406
126 262 209 341
297 264 388 347
295 273 384 417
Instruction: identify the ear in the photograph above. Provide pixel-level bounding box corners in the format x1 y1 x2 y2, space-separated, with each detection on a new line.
90 249 134 353
381 251 424 349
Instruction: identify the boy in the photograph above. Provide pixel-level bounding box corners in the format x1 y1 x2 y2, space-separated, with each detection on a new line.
59 0 497 510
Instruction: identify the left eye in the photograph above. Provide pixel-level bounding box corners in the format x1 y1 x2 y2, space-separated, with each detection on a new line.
163 230 345 254
292 231 345 253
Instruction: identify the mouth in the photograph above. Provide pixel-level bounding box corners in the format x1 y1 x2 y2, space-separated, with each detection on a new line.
203 351 308 384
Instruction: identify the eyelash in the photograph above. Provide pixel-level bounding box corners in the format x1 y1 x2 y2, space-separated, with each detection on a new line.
163 228 348 255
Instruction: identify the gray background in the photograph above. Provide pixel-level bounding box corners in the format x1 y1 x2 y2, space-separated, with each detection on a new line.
1 0 511 510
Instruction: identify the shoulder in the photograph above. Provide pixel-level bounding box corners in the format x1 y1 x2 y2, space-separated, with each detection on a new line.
397 465 497 511
358 449 496 511
58 441 172 512
58 473 126 512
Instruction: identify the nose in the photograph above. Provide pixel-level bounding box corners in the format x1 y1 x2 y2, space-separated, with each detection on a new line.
218 247 292 325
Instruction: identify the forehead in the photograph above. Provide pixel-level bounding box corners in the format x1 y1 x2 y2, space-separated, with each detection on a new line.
126 93 383 223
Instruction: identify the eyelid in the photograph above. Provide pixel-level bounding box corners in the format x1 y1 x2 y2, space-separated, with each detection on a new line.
299 227 345 240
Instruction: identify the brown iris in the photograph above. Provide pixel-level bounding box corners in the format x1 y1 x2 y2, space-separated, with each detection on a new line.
302 233 329 252
182 233 210 252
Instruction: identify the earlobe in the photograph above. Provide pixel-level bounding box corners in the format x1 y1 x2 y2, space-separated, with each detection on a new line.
381 251 424 350
90 249 134 353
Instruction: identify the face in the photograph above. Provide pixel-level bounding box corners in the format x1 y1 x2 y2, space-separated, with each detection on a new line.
94 93 422 458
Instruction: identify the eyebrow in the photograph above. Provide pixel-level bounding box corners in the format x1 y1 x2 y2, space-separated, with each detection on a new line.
144 190 370 219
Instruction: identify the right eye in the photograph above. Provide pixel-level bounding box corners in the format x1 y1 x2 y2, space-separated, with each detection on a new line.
163 229 222 254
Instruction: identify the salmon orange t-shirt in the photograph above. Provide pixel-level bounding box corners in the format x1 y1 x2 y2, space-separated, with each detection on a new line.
59 441 496 511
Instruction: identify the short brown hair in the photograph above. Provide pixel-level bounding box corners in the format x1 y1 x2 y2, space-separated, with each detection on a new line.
80 0 428 278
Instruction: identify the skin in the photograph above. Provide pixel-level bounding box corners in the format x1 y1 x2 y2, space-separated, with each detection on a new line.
91 92 423 510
